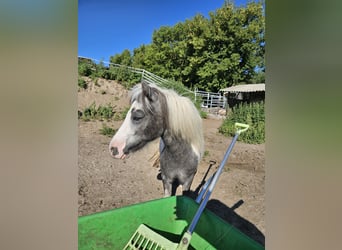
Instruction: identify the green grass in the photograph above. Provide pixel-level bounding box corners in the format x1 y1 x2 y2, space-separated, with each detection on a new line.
80 102 114 121
100 124 117 137
79 102 130 122
78 78 87 89
219 101 265 144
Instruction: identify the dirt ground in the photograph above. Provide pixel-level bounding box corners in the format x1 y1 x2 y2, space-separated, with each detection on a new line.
78 78 265 246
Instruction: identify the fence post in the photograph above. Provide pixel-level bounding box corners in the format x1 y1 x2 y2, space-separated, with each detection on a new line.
207 92 209 107
141 69 145 81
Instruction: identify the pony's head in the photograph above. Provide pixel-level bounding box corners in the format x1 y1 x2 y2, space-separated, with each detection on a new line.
109 81 168 159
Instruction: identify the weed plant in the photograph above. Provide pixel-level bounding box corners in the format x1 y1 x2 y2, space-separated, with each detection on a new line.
219 101 265 144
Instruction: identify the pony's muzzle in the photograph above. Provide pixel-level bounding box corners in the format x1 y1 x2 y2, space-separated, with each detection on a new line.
109 144 126 159
110 146 119 156
109 119 129 159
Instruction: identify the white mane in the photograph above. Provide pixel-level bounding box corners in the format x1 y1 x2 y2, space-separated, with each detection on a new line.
162 87 204 158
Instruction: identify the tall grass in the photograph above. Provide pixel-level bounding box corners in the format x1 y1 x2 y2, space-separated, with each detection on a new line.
99 124 117 137
79 102 114 121
78 77 87 89
219 101 265 144
79 102 129 122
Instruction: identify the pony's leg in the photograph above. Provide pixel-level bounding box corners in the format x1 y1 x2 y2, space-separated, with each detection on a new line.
181 173 196 195
163 184 172 197
162 177 172 197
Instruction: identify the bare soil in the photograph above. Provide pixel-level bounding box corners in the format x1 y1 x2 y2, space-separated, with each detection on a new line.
78 78 265 245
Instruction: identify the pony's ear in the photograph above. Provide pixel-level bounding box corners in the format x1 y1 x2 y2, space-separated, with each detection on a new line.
141 81 157 102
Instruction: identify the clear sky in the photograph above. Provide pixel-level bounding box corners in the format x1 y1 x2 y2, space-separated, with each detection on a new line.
78 0 252 62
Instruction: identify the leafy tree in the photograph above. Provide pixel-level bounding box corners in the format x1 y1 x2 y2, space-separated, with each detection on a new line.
110 49 132 66
78 58 94 76
108 1 265 92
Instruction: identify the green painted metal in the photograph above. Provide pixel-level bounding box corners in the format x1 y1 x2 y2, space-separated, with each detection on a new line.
79 196 264 250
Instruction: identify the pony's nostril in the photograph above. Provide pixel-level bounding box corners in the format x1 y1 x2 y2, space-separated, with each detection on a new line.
111 147 119 156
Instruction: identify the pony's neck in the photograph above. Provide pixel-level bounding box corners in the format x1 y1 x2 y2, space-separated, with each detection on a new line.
160 130 186 154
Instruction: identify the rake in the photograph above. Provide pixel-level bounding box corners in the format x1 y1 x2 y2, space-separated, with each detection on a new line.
124 122 249 250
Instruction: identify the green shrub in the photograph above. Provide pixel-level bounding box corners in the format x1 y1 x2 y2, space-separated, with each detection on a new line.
200 110 208 119
80 102 114 121
79 103 130 122
78 78 87 89
82 102 97 119
107 66 142 88
78 62 93 76
100 124 117 137
219 101 265 144
97 105 114 119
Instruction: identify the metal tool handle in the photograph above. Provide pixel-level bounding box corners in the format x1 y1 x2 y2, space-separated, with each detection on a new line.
188 122 249 232
196 123 249 204
178 123 249 249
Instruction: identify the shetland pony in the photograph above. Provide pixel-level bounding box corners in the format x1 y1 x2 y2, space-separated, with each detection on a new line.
109 81 204 197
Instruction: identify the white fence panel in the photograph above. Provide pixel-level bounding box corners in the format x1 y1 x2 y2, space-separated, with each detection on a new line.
194 89 226 108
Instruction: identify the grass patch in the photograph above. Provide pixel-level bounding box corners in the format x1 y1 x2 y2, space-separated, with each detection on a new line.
79 102 130 122
100 124 117 137
78 78 87 89
200 110 208 119
80 102 114 121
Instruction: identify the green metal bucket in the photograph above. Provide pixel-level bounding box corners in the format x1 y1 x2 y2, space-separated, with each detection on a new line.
78 196 264 250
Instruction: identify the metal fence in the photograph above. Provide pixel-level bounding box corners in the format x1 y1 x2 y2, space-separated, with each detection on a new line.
194 89 226 108
79 56 225 108
79 56 173 87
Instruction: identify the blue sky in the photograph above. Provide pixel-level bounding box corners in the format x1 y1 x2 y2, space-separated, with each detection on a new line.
78 0 252 62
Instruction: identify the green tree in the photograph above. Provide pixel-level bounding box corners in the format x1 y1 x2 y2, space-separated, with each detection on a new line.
110 49 132 66
109 1 265 92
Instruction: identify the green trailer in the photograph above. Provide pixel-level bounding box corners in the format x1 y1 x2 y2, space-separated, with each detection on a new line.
78 195 263 250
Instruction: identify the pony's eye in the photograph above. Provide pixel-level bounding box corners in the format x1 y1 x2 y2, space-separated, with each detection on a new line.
132 109 145 123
